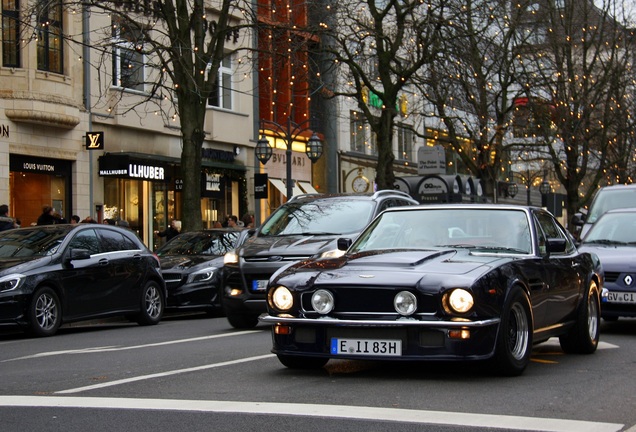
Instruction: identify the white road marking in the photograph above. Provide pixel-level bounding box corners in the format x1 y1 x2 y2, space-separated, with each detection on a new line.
56 354 276 394
0 396 624 432
1 331 263 362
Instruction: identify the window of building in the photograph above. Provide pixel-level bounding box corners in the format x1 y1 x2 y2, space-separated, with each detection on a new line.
112 17 145 91
208 54 233 110
397 123 413 160
350 111 366 153
2 0 20 67
36 0 63 74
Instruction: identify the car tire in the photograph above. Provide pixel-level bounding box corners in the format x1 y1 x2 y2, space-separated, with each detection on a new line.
226 312 259 329
277 354 328 369
136 281 164 326
28 287 62 337
559 280 600 354
491 286 532 376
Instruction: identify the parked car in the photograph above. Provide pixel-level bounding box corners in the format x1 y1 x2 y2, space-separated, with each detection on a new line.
260 204 602 376
222 191 419 329
571 184 636 239
156 228 248 315
0 224 166 337
578 208 636 321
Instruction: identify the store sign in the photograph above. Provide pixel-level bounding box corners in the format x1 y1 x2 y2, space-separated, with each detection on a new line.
254 173 268 200
0 124 8 138
85 132 104 150
98 154 166 181
418 145 446 175
10 154 69 175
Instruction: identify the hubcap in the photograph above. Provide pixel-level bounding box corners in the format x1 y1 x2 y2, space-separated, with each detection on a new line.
35 294 58 330
509 303 529 360
145 286 162 318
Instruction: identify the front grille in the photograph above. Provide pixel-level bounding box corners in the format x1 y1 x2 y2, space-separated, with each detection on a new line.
301 286 437 315
244 255 310 263
604 272 620 283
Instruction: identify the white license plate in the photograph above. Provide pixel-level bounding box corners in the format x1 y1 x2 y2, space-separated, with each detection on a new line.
606 291 636 304
330 338 402 357
252 279 268 291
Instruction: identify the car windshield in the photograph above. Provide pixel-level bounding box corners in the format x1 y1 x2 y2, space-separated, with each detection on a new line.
0 226 71 257
581 212 636 245
156 231 240 256
350 208 532 254
259 199 375 236
587 189 636 224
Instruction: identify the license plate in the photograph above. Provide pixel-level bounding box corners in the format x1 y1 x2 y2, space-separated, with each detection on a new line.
330 338 402 357
605 291 636 304
252 279 268 291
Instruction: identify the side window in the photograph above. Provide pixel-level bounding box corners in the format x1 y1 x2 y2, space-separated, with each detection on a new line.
99 229 135 252
68 230 101 255
535 212 573 255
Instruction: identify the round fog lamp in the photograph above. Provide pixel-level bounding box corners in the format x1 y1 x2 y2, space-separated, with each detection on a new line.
270 286 293 311
394 291 417 316
448 289 474 313
311 289 334 314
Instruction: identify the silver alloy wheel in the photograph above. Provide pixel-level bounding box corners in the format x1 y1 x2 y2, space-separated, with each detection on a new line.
145 285 162 319
509 302 529 360
587 288 599 340
35 292 58 331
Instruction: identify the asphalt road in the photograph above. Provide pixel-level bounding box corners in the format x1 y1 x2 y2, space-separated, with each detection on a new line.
0 313 635 432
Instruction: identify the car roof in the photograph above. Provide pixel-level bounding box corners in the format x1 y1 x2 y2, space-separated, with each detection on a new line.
287 190 418 204
602 207 636 214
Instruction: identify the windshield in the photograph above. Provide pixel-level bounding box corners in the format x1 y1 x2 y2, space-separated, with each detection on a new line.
0 227 71 257
156 231 240 256
350 208 532 254
259 199 375 236
582 212 636 244
587 189 636 224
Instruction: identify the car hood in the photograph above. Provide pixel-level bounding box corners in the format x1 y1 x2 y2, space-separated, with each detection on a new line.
160 255 224 271
578 245 636 270
278 249 506 287
0 256 50 275
240 234 344 258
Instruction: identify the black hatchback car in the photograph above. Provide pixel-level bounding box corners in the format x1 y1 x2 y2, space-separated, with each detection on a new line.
156 228 248 315
0 224 166 336
222 190 418 329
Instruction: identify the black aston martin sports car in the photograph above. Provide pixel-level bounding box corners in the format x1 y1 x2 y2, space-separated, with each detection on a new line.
260 204 603 376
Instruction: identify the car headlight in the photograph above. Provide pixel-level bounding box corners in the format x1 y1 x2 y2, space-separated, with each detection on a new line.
394 291 417 316
186 268 216 284
311 289 334 314
269 286 294 311
446 289 474 314
224 250 238 265
0 273 25 293
319 249 346 259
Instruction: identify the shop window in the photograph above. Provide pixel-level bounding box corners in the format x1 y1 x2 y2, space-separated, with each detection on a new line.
208 54 233 110
2 0 20 67
112 17 145 91
36 0 63 74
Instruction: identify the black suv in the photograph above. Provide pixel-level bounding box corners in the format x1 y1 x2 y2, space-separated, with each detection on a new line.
222 190 419 328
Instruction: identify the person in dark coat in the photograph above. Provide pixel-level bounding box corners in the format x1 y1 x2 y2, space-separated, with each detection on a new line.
36 206 58 225
156 219 181 241
0 204 16 231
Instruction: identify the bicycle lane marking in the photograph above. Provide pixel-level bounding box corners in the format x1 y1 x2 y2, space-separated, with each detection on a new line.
0 396 624 432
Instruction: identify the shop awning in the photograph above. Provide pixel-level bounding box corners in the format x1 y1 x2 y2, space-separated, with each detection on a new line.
298 181 319 194
269 178 304 198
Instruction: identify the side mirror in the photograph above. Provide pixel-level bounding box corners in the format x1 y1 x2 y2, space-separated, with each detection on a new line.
337 238 352 251
571 212 586 226
64 248 91 268
546 238 567 254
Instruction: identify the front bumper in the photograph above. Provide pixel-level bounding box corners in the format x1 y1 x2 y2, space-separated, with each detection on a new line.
260 314 500 361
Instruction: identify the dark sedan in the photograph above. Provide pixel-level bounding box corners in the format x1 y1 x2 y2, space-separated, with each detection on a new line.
0 224 166 336
156 229 248 315
260 204 603 376
578 208 636 321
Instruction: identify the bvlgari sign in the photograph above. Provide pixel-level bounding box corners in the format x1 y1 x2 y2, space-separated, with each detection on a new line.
98 154 166 181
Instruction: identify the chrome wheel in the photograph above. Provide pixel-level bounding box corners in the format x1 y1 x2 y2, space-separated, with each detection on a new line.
35 292 58 331
508 302 530 361
145 285 162 319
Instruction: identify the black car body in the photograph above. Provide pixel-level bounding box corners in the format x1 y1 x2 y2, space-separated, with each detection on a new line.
260 204 603 376
0 224 166 336
578 208 636 320
222 191 418 329
156 228 248 314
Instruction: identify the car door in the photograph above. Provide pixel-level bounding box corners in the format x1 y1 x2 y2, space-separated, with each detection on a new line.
534 211 581 325
96 228 146 312
61 228 114 319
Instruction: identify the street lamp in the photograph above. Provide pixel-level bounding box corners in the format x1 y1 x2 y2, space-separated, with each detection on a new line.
256 118 323 199
539 175 551 207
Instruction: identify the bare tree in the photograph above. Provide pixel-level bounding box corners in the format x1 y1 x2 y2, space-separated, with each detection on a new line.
316 0 446 189
23 0 253 232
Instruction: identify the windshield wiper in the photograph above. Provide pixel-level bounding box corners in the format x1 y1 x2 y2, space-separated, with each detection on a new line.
583 239 627 245
301 232 340 236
